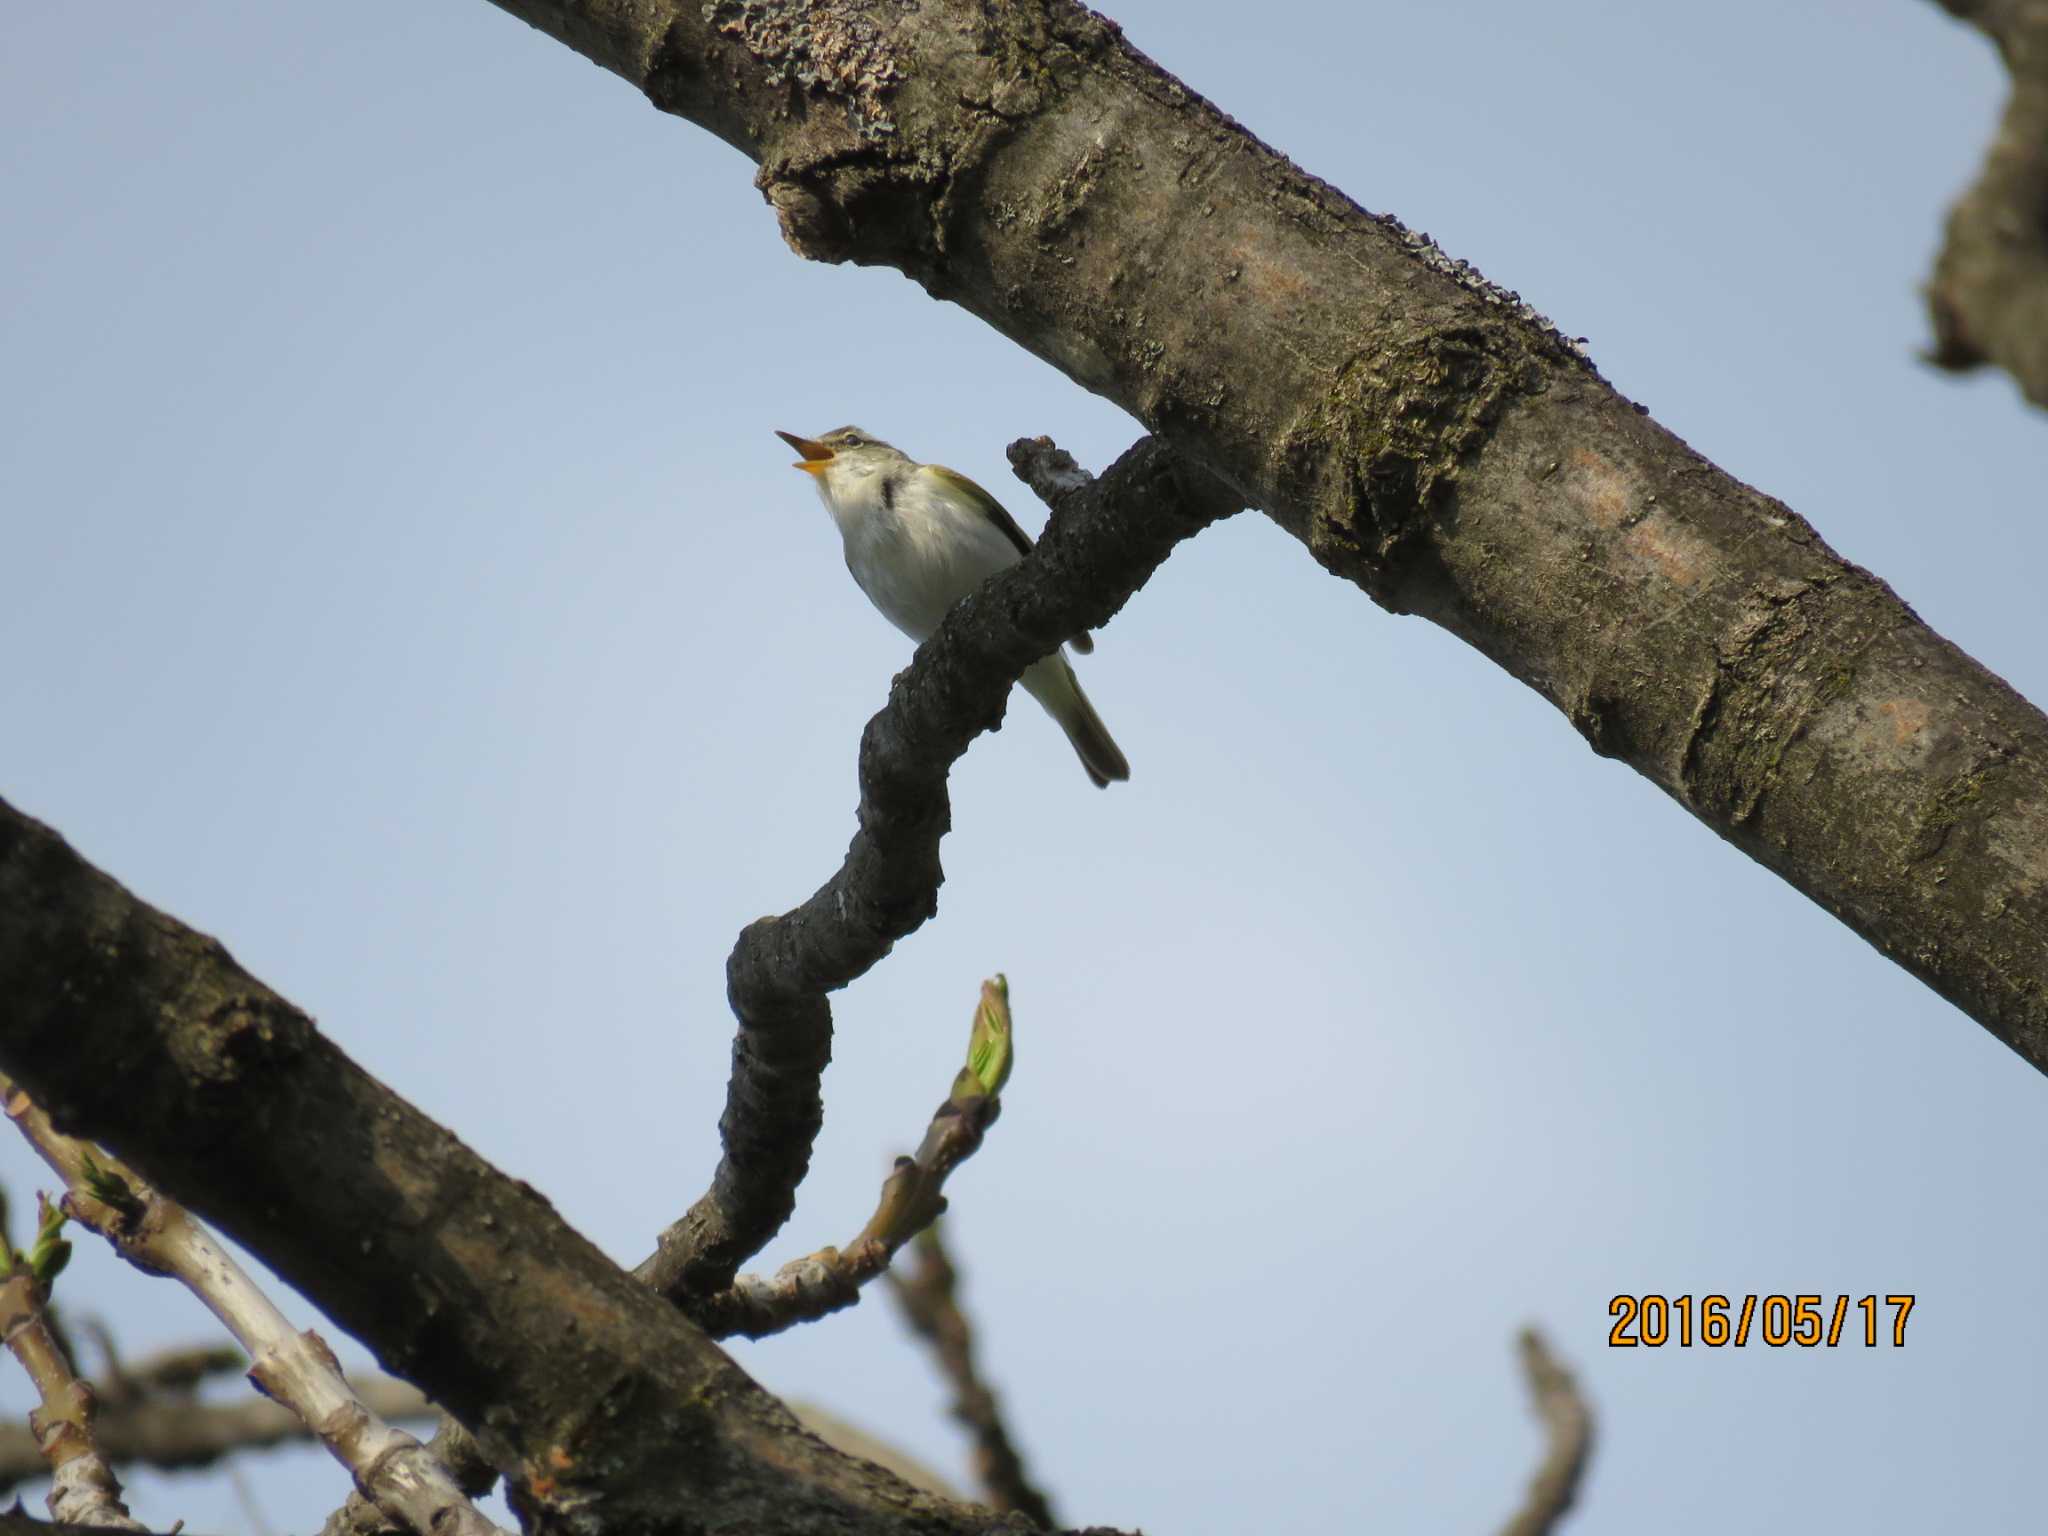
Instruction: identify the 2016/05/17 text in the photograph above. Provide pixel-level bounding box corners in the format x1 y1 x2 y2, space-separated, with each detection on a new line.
1608 1294 1914 1348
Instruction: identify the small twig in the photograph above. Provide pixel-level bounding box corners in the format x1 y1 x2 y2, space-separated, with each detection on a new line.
1496 1328 1594 1536
0 1074 506 1536
75 1329 245 1414
888 1222 1056 1529
76 1324 130 1408
0 1197 146 1530
122 1344 247 1401
1004 437 1096 505
227 1462 274 1536
690 977 1015 1340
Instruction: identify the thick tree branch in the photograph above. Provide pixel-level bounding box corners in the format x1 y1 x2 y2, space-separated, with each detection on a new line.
1925 0 2048 409
638 436 1236 1304
487 0 2048 1074
0 800 1113 1536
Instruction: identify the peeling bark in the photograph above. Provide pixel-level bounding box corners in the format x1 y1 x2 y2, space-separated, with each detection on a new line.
486 0 2048 1070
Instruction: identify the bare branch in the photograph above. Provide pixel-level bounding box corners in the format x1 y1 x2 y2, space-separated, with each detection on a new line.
0 797 1114 1536
0 1218 145 1531
1496 1329 1593 1536
1925 0 2048 410
95 1345 246 1408
890 1225 1056 1529
0 1375 433 1495
0 1079 504 1536
637 437 1238 1306
692 977 1013 1340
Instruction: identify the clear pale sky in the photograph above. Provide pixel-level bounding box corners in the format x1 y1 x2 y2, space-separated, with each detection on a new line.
3 4 2044 1532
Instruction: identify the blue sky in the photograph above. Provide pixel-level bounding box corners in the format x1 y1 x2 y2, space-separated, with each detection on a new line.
3 3 2044 1532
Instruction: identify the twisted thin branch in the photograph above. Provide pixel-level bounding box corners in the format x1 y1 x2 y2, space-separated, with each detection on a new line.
637 437 1238 1306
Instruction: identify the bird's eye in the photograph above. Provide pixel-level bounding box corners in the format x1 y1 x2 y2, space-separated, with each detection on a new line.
841 434 865 447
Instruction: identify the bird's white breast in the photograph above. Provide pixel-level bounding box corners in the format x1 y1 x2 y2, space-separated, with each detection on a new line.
819 466 1023 642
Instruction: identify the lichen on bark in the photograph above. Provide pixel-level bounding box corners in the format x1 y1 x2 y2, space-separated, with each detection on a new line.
1279 324 1553 603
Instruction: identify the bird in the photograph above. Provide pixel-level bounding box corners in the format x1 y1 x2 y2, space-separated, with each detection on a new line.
775 426 1130 788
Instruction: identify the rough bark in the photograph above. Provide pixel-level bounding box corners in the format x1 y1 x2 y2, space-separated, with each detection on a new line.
0 796 1070 1536
486 0 2048 1072
1925 0 2048 409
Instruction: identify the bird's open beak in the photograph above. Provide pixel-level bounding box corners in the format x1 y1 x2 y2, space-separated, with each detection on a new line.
776 430 834 475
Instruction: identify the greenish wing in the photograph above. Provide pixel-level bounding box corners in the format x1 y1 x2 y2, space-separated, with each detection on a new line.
926 464 1094 652
926 464 1033 558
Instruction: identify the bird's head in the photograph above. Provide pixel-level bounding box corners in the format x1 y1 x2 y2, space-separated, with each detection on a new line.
775 427 908 499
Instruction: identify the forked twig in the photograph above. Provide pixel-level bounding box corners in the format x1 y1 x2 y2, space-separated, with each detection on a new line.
0 1073 505 1536
692 977 1015 1340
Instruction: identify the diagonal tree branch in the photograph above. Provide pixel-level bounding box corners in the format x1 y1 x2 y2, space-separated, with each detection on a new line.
637 436 1237 1305
0 794 1112 1536
1924 0 2048 410
486 0 2048 1076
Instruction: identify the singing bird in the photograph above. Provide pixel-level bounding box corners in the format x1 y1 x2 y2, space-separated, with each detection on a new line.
776 427 1130 787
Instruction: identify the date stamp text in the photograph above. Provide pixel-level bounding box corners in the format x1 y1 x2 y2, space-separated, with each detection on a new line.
1608 1294 1914 1348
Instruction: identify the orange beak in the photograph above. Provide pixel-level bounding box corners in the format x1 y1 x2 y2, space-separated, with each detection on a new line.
776 430 834 475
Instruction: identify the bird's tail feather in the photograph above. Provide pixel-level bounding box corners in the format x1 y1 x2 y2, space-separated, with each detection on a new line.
1023 654 1129 788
